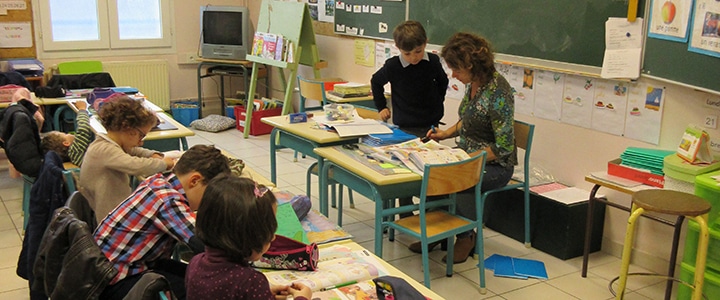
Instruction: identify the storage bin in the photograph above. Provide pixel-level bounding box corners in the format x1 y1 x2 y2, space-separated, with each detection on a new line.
226 105 236 120
682 220 720 274
662 154 720 193
234 105 282 136
171 101 199 127
695 170 720 223
677 262 720 300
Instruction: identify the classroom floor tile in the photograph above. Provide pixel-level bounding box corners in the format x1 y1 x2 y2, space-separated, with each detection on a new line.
0 127 665 299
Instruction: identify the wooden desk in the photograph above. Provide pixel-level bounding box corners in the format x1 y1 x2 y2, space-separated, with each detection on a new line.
261 115 359 196
314 147 422 256
196 58 269 117
581 174 680 300
318 240 444 299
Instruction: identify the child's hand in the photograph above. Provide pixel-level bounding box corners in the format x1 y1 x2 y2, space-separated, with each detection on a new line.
270 284 289 299
288 282 312 299
75 100 88 111
379 108 391 121
162 156 176 170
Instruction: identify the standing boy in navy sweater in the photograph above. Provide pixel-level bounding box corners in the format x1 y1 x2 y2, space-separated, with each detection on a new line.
371 20 449 217
370 20 448 137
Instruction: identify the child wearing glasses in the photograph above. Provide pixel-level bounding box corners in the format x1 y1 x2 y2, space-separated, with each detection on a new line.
95 144 230 300
79 95 176 225
186 176 312 300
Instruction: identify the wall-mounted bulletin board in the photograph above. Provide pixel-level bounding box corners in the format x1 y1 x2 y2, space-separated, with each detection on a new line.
333 0 406 40
642 1 720 94
0 0 36 59
409 0 642 69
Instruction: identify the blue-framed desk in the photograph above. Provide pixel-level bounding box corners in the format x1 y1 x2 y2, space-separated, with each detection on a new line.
314 147 422 257
260 115 358 191
66 99 194 151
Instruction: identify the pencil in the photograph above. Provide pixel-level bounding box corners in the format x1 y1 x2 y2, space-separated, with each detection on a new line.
320 280 358 291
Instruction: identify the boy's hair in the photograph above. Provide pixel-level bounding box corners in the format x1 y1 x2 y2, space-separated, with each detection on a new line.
173 144 230 184
40 131 70 161
393 20 427 52
195 175 277 263
441 32 496 83
97 95 157 131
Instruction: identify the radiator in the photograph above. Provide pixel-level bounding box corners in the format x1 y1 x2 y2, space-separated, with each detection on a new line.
103 60 170 110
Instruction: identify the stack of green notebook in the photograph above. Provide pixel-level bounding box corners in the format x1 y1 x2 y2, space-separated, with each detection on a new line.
619 147 675 175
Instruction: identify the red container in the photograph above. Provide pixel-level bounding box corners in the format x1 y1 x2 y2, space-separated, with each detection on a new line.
607 158 665 188
234 105 282 136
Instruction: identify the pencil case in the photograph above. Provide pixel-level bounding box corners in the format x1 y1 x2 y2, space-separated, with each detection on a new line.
251 235 319 271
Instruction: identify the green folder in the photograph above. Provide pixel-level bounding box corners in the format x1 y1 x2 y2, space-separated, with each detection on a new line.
275 202 309 244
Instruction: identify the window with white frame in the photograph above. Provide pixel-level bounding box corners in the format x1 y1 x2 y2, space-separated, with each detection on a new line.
38 0 172 52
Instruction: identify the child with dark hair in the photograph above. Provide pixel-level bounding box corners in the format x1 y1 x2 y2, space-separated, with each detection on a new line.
186 176 312 300
95 144 231 300
40 100 94 166
79 95 175 224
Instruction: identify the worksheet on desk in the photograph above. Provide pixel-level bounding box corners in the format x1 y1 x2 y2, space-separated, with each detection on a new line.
313 116 392 137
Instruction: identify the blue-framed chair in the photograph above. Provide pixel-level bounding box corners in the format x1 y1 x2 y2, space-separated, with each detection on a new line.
380 152 487 289
479 120 535 248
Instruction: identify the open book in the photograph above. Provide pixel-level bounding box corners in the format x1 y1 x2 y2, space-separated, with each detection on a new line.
362 138 470 175
263 245 389 292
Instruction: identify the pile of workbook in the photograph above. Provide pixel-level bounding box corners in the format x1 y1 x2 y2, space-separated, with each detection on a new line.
619 147 674 175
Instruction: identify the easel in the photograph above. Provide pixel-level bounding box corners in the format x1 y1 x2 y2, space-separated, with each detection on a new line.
243 0 326 138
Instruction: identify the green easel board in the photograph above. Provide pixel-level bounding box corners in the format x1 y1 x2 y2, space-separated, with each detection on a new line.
243 0 324 138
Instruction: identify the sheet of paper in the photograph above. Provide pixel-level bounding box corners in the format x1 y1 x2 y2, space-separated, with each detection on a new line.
539 187 601 205
601 17 644 79
314 115 392 137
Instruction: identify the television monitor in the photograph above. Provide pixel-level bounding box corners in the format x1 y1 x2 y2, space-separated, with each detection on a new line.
200 5 250 61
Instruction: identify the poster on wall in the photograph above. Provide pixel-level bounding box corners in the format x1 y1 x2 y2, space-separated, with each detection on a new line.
648 0 693 42
688 0 720 57
591 79 629 136
496 64 535 116
533 70 564 121
561 75 594 128
0 22 32 48
623 83 665 144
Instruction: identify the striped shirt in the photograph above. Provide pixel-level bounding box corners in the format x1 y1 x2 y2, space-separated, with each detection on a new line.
94 173 196 284
68 109 93 166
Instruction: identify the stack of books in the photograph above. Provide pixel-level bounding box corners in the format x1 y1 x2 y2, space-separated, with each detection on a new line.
329 82 371 98
360 128 416 147
619 147 675 175
251 32 293 63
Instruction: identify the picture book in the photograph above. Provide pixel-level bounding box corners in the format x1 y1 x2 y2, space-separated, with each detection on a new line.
409 149 471 171
263 245 389 292
677 125 712 164
274 35 285 61
251 32 265 56
366 138 467 175
262 33 278 60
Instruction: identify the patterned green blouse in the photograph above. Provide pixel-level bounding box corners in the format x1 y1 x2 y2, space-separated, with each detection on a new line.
457 71 517 168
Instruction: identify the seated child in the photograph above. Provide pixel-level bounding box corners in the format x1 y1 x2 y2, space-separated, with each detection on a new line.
40 100 94 166
94 144 230 300
0 88 44 177
186 176 312 300
79 95 176 224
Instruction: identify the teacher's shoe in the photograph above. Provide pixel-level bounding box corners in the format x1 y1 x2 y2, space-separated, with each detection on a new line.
408 239 448 254
442 231 476 264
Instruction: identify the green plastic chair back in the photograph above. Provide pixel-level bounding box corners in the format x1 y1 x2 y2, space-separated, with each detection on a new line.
58 61 103 75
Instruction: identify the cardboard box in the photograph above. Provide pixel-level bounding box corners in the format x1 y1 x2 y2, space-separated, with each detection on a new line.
485 188 606 260
234 105 282 136
607 158 665 188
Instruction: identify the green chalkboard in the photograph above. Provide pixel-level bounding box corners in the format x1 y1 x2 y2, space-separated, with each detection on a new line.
643 32 720 93
333 0 406 40
410 0 644 68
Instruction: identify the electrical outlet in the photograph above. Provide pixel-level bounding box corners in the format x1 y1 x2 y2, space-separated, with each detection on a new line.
179 52 198 65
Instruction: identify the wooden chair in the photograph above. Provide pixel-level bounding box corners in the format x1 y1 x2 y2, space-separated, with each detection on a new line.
476 120 534 291
297 75 331 112
380 152 487 289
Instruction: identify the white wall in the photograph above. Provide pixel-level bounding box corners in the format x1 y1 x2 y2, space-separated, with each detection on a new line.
33 1 720 271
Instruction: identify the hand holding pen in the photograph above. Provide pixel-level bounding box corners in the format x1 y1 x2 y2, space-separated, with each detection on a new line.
422 125 438 143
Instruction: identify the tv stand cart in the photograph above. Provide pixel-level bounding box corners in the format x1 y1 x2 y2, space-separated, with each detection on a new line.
196 58 269 117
